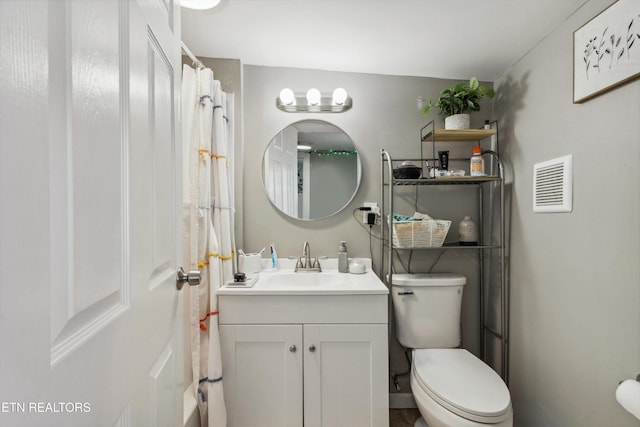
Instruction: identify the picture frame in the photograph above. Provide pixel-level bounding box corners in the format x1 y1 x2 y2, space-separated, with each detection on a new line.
573 0 640 103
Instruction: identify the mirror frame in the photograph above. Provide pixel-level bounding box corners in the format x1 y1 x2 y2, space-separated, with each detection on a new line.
261 120 361 221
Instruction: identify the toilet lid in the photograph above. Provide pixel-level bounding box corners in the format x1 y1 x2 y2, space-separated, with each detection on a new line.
391 273 466 287
413 348 511 423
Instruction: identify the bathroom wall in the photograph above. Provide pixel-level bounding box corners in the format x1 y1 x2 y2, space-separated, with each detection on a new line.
242 65 494 393
308 153 358 219
242 65 493 257
493 0 640 425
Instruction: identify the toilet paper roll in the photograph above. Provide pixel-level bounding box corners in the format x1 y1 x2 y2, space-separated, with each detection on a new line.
616 379 640 420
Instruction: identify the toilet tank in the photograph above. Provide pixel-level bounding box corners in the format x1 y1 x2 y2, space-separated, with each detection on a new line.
391 273 466 349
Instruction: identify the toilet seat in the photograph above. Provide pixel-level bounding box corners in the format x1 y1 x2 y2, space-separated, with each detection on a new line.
412 348 511 424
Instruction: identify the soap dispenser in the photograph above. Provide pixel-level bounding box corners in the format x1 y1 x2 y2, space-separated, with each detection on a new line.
338 241 348 273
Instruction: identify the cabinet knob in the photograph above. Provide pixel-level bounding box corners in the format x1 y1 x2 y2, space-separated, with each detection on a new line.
289 345 297 353
309 344 316 352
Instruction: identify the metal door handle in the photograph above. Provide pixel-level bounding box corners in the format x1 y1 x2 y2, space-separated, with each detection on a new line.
176 267 201 290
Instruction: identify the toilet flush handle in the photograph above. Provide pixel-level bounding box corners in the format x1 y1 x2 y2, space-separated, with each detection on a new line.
398 289 414 295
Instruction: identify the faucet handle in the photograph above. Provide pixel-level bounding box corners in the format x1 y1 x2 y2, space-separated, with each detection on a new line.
288 255 304 270
312 256 327 269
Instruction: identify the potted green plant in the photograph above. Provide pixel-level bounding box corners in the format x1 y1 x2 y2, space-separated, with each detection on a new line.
422 77 495 130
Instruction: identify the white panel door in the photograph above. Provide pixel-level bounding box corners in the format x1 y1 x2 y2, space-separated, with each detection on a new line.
219 324 303 427
264 126 299 216
303 324 389 427
0 0 183 426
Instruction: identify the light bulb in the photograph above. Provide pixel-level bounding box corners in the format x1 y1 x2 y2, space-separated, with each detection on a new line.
306 88 321 106
332 88 348 105
279 88 295 106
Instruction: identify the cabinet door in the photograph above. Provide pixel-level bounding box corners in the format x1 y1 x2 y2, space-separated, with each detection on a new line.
303 324 389 427
220 324 303 427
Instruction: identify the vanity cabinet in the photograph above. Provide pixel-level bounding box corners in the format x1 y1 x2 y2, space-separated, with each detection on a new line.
302 324 387 427
218 291 388 427
219 323 387 427
219 324 303 426
381 121 509 381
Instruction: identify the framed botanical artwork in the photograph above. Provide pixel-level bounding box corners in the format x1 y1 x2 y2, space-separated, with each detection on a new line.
573 0 640 103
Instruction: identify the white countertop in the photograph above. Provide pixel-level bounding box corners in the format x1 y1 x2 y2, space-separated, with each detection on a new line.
217 258 388 296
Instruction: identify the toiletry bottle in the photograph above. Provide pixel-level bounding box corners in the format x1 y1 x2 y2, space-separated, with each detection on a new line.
458 216 478 246
338 241 348 273
470 145 485 176
484 120 491 130
270 243 279 269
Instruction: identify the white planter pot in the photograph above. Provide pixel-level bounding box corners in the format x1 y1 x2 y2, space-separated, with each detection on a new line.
444 114 470 130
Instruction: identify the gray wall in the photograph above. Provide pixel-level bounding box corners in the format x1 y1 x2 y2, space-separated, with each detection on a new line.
205 2 640 419
242 65 493 257
494 0 640 425
242 65 494 392
308 153 357 219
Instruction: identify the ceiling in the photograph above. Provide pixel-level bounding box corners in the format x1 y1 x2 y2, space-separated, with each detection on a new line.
292 120 354 150
181 0 588 82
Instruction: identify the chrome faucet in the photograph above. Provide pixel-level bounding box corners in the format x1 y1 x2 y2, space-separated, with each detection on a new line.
303 241 311 268
295 241 322 272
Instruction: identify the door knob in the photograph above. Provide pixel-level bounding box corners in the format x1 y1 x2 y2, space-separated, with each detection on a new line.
289 345 297 353
309 344 316 352
176 267 201 290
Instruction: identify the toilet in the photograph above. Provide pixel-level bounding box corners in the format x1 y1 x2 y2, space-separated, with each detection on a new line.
391 273 513 427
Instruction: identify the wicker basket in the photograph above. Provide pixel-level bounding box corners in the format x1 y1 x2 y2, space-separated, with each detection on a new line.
391 219 452 248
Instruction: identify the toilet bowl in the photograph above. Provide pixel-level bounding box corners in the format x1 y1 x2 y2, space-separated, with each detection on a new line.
410 349 512 427
390 273 513 427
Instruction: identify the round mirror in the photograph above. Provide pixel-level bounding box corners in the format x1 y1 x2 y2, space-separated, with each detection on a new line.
262 120 361 220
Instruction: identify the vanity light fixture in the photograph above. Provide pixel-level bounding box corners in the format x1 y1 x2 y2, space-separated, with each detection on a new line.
297 145 312 151
276 87 353 113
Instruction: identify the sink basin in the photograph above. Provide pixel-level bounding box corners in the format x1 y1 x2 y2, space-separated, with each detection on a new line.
217 258 388 296
259 272 346 288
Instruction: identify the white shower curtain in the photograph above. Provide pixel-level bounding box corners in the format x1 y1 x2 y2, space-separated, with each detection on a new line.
182 63 235 427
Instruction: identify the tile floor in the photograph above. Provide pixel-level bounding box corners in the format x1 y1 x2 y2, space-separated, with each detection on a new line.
389 408 421 426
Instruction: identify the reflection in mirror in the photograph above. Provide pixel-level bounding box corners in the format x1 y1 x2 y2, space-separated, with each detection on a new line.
262 120 361 220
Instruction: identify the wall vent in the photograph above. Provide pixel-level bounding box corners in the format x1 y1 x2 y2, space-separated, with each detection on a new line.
533 154 573 213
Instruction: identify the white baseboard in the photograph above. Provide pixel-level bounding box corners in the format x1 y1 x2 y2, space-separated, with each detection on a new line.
389 392 417 409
